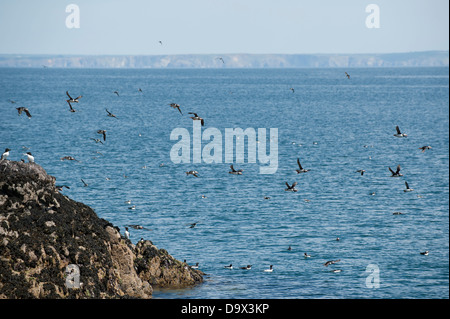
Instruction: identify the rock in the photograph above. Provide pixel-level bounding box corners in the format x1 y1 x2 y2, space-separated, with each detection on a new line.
0 161 203 298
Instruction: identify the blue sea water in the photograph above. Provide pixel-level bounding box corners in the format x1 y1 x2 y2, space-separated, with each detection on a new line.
0 67 448 299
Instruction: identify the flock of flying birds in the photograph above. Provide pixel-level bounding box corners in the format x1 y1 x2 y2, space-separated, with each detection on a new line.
2 70 435 274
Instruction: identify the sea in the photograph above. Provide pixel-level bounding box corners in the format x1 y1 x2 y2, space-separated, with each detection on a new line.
0 67 448 299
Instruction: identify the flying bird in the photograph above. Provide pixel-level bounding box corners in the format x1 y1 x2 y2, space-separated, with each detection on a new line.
186 170 199 177
285 182 298 192
229 164 243 175
90 138 104 144
106 109 118 119
66 91 82 103
356 169 366 176
188 112 204 126
16 107 32 118
81 179 88 187
404 181 414 192
394 126 407 138
66 101 76 112
60 156 79 162
389 165 403 177
290 88 295 93
169 103 183 115
324 259 341 267
188 222 199 229
113 91 119 96
216 57 225 64
345 72 350 79
97 130 107 141
296 158 309 173
419 146 432 152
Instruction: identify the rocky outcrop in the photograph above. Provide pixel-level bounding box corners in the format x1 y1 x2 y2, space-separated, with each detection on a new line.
0 161 204 299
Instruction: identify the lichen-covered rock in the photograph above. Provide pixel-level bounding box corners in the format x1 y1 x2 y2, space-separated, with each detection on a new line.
134 240 204 288
0 161 202 299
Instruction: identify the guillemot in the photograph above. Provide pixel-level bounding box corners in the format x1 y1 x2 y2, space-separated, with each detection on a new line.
66 91 82 103
389 165 403 177
60 156 79 161
285 182 298 192
113 91 119 96
345 72 350 79
420 251 429 256
264 265 273 272
97 130 107 141
169 103 183 115
394 126 407 138
124 227 130 239
240 265 252 270
304 253 311 258
323 259 340 267
1 148 11 160
16 107 32 118
356 169 366 176
296 158 309 173
419 146 432 152
106 109 118 118
23 152 34 163
224 264 233 269
229 164 243 175
188 112 204 126
404 181 414 192
186 170 199 177
190 263 199 269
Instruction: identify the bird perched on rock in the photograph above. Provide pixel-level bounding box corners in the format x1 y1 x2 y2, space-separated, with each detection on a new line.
1 148 11 160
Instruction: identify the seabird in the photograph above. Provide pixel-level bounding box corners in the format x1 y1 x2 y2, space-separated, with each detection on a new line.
389 165 403 177
16 107 32 118
394 126 407 138
240 265 252 270
90 138 104 144
8 99 16 104
106 109 118 119
190 263 199 269
169 103 183 115
138 88 143 93
264 196 270 200
393 212 404 215
188 222 199 229
97 130 107 141
404 181 414 192
186 170 199 177
113 91 119 96
229 164 243 175
324 259 341 267
23 152 34 163
216 57 225 64
287 246 292 251
296 158 309 173
420 251 429 256
332 269 342 273
290 88 295 93
66 101 76 112
304 253 311 258
159 41 163 45
60 156 79 161
285 182 298 192
188 112 204 126
128 225 151 231
356 169 366 176
1 148 11 160
66 91 82 103
345 72 350 79
55 185 70 191
124 227 130 239
419 146 432 152
264 265 274 272
224 264 233 269
128 205 136 210
81 179 88 187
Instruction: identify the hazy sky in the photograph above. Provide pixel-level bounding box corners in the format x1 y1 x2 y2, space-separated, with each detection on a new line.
0 0 448 55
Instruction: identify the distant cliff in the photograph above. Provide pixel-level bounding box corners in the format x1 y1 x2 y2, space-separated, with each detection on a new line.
0 160 203 299
0 51 448 68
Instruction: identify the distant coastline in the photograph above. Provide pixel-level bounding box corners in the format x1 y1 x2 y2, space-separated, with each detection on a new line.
0 51 448 68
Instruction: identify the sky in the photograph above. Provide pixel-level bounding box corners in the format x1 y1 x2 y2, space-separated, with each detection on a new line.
0 0 448 55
